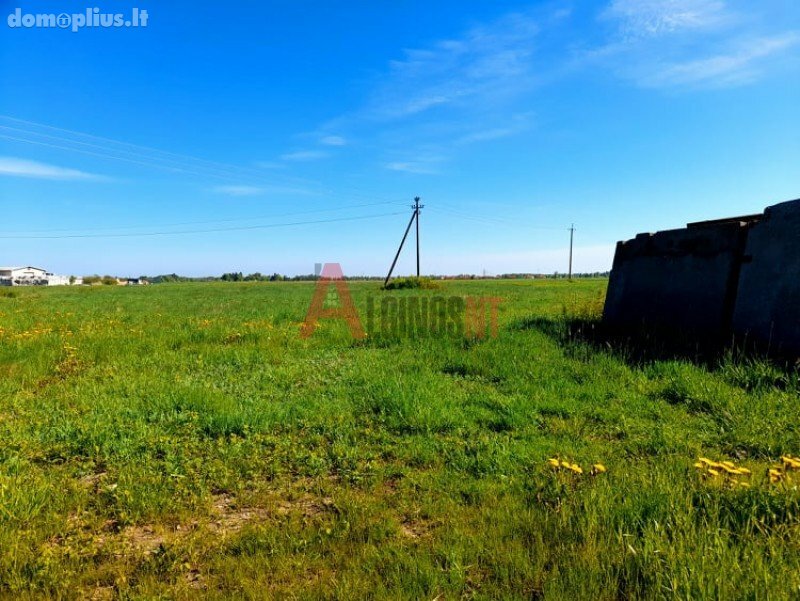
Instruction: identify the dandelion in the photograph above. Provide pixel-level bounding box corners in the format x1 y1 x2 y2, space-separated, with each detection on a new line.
707 468 720 477
781 456 800 470
546 458 600 477
768 468 784 484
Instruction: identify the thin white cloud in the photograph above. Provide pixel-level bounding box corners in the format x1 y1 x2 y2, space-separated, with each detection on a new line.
316 10 556 175
369 12 541 120
0 156 103 180
385 157 443 175
593 1 800 89
455 113 534 145
641 33 800 87
603 0 728 39
212 185 264 197
280 150 329 161
320 135 347 146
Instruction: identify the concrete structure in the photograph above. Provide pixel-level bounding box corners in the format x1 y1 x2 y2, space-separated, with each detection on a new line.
604 198 800 355
732 200 800 355
0 266 78 286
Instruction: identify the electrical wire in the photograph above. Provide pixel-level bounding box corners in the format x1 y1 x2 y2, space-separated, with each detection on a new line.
0 211 407 240
0 116 310 186
0 115 411 205
0 199 408 234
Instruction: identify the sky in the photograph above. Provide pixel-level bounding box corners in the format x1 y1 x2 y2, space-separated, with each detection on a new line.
0 0 798 277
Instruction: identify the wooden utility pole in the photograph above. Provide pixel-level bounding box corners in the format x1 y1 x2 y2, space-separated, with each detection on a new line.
568 224 575 281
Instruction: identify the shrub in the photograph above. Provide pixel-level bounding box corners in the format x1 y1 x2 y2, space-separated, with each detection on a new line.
382 276 439 290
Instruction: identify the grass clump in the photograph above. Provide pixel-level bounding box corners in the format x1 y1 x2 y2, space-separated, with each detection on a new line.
382 276 440 290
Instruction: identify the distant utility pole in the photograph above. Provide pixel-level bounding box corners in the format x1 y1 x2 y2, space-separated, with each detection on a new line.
568 224 575 281
383 196 423 287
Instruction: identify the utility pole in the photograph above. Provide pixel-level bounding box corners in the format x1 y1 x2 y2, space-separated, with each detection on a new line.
384 196 423 287
413 196 423 277
568 224 575 281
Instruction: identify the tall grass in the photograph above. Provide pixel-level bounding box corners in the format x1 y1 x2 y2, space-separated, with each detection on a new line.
0 279 798 599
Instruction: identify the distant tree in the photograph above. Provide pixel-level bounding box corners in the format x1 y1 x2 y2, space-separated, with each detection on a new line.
69 275 76 285
244 272 263 281
221 272 244 282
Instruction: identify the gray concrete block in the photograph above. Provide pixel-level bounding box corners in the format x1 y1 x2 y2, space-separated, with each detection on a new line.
732 199 800 355
604 222 749 335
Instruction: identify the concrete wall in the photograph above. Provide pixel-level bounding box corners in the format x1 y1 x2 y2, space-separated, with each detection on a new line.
732 200 800 355
603 198 800 355
604 221 749 336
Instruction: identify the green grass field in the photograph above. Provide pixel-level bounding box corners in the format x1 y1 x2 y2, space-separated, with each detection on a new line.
1 279 799 599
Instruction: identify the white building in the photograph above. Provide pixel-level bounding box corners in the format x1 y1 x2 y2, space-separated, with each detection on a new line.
0 266 79 286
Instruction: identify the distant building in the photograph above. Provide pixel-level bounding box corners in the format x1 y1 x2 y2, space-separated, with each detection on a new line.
0 266 79 286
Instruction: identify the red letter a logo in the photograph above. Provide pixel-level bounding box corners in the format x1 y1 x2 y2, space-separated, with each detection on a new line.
301 263 365 339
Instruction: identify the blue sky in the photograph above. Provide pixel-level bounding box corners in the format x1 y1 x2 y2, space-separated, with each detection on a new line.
0 0 798 277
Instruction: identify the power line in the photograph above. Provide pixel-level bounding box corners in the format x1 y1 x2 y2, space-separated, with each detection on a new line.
0 199 407 235
0 211 406 240
0 116 411 205
0 116 310 187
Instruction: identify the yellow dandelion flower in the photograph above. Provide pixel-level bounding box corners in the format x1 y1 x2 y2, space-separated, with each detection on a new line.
781 456 800 470
707 469 720 477
569 464 583 474
737 467 751 475
693 462 705 469
547 458 560 468
592 463 607 473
